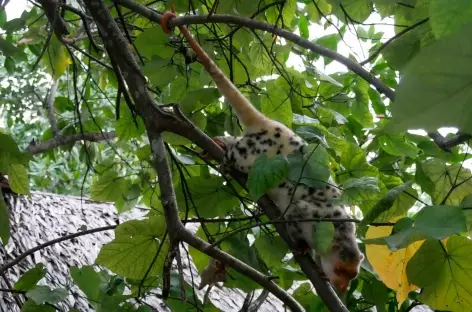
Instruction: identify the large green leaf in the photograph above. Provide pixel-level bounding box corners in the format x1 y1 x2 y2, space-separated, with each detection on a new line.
378 134 420 159
406 236 472 311
415 205 467 239
391 23 472 133
247 154 289 200
253 234 288 268
96 216 168 279
70 266 101 302
340 142 378 179
90 169 127 202
176 176 240 218
287 144 330 189
430 0 472 38
7 163 29 194
26 286 68 305
421 159 472 205
361 181 412 226
143 58 180 88
115 104 145 141
261 78 293 127
13 264 46 292
135 26 174 59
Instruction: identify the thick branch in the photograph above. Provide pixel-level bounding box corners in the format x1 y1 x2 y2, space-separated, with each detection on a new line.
26 131 116 155
113 0 395 101
428 131 472 153
82 1 305 311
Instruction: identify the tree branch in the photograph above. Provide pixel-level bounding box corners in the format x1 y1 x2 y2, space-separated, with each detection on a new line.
26 131 117 155
82 1 306 311
46 79 60 136
0 225 116 277
428 131 472 153
360 18 429 66
113 0 395 102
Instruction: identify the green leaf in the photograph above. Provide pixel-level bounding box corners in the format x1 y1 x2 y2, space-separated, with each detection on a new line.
406 236 472 311
361 181 413 226
135 26 174 59
299 15 309 39
287 144 330 189
247 154 289 200
176 176 239 218
261 78 292 127
26 286 68 305
70 266 101 301
90 169 127 202
0 132 28 170
143 58 179 88
14 264 46 291
115 183 141 213
0 190 9 245
4 56 14 74
180 88 220 113
115 105 145 141
378 134 419 159
391 24 472 133
430 0 472 38
314 222 334 254
340 142 378 179
420 159 472 205
96 216 168 279
341 177 380 203
7 163 30 194
329 0 373 23
41 36 70 79
253 235 288 268
352 79 374 127
21 300 55 312
415 205 467 239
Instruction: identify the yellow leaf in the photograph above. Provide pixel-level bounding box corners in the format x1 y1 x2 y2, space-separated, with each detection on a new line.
365 218 424 306
42 36 71 79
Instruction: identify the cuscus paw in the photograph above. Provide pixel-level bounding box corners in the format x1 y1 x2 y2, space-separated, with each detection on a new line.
199 137 228 160
291 247 311 256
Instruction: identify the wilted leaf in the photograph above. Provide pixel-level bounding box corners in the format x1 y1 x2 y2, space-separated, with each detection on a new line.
365 218 423 305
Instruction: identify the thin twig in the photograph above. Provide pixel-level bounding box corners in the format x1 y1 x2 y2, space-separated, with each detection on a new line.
0 225 116 277
113 0 395 101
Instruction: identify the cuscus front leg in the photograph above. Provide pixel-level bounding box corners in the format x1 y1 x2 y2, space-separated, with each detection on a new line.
199 136 238 161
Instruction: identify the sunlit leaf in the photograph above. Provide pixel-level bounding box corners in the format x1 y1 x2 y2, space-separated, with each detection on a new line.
407 236 472 311
96 216 168 279
365 218 423 305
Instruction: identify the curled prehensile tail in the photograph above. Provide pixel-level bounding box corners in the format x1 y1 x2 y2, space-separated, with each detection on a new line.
160 8 267 127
